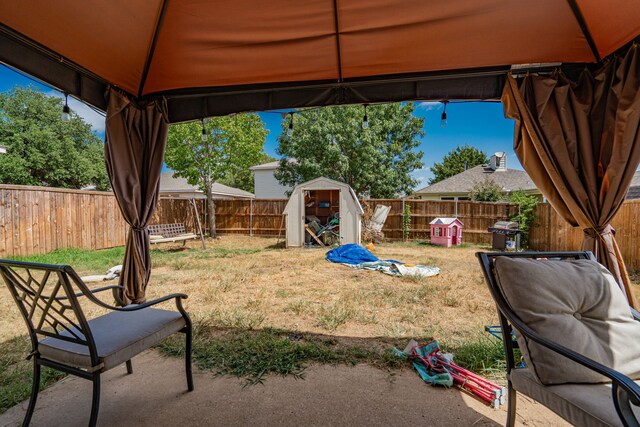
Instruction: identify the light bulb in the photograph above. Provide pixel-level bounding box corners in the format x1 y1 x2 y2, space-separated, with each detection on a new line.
61 94 70 121
362 105 369 129
201 119 207 141
440 111 447 128
287 113 294 136
440 100 448 128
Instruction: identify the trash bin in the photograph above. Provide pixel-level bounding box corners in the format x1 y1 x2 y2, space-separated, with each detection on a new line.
488 221 521 251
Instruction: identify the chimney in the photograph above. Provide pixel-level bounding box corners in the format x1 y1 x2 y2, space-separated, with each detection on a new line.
490 152 507 171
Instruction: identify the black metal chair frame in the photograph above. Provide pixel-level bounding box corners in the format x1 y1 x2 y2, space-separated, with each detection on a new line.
0 259 194 427
476 251 640 427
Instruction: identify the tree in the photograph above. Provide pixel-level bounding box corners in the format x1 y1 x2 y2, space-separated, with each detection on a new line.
165 113 268 236
0 87 109 189
469 178 503 202
508 189 539 247
275 103 424 198
429 145 488 184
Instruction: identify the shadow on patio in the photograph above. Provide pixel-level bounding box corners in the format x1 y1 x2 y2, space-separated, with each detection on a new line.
0 332 567 427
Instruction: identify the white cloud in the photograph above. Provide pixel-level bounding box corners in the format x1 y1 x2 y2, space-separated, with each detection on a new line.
416 101 443 112
45 91 106 134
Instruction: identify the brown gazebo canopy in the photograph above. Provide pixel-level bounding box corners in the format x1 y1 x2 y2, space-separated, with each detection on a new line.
1 0 639 305
1 0 638 120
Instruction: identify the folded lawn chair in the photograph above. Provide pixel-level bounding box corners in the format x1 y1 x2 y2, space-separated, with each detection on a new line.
477 251 640 427
0 259 193 427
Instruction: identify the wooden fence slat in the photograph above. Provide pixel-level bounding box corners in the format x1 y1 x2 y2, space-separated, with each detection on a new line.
1 184 639 271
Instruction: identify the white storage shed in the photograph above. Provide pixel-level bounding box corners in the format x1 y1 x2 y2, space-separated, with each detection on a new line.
283 177 364 248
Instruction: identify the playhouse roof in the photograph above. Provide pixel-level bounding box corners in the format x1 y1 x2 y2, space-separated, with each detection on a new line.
430 217 463 226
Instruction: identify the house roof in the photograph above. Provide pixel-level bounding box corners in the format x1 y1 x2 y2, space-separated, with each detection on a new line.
159 172 254 199
250 158 297 171
627 170 640 199
430 217 463 226
416 165 539 195
250 161 280 171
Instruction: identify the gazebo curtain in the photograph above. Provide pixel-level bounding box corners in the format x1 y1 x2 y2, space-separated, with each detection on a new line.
502 44 640 309
104 89 168 305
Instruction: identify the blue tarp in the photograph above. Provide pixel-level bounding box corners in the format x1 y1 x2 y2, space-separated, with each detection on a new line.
326 244 378 265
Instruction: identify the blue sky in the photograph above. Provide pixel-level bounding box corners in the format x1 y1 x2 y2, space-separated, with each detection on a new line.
1 64 520 188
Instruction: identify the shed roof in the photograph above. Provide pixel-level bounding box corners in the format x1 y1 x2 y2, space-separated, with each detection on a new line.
287 177 364 215
416 165 539 195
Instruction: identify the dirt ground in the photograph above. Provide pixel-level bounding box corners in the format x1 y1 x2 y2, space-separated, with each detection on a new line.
0 237 502 345
1 235 639 346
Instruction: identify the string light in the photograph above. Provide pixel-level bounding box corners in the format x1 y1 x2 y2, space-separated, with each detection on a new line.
440 100 448 128
362 104 369 129
61 94 70 121
201 118 207 141
287 112 294 136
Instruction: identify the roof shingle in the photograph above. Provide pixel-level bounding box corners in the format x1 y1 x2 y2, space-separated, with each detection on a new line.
416 165 538 195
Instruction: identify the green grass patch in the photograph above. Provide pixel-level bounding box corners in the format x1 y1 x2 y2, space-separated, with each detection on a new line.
157 323 406 386
0 335 66 414
442 336 510 378
13 247 126 274
12 246 262 274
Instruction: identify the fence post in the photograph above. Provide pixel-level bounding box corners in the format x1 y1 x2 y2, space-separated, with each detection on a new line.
249 198 253 237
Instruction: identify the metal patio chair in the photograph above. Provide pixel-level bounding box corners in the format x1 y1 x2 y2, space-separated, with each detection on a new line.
477 251 640 427
0 259 193 427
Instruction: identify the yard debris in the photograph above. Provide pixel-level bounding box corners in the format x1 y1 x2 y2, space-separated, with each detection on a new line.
361 203 390 243
326 244 439 277
80 265 122 283
393 340 506 409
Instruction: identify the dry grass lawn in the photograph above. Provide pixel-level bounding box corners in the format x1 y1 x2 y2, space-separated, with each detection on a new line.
2 235 640 346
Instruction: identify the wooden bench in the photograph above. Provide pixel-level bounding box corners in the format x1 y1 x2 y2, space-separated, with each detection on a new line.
148 223 198 245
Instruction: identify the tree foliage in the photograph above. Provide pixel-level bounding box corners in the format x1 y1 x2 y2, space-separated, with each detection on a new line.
275 104 424 198
508 189 539 247
469 178 503 202
429 145 488 185
165 113 268 235
218 152 275 192
0 87 109 189
165 113 268 192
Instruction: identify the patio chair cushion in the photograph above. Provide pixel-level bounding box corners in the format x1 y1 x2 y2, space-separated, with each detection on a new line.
38 307 185 372
494 257 640 385
510 367 640 427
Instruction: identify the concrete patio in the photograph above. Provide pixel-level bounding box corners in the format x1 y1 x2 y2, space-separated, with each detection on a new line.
0 350 567 427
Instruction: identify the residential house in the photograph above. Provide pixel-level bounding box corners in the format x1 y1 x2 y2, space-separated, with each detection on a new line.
627 170 640 199
159 172 254 199
414 153 541 200
250 160 293 199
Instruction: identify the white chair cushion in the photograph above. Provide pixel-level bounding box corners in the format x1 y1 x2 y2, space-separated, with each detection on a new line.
494 257 640 385
511 367 640 427
39 308 185 372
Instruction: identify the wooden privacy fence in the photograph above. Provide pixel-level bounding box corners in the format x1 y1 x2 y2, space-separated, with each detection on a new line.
0 185 205 258
214 199 287 237
214 198 518 244
528 200 640 271
2 183 639 272
361 199 518 243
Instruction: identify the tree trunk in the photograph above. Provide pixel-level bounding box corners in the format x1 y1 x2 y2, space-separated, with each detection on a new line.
205 177 216 237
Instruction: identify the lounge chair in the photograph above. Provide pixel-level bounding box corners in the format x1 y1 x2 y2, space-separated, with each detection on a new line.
0 259 193 427
476 251 640 427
